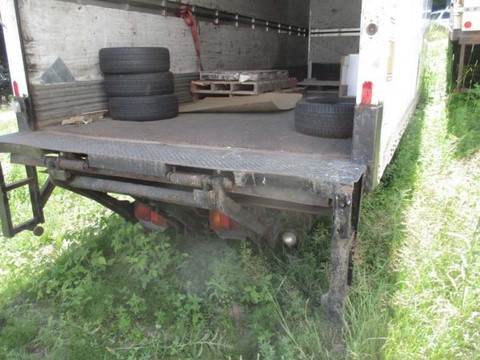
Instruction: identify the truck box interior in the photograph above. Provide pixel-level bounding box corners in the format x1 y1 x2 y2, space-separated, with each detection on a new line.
0 0 364 187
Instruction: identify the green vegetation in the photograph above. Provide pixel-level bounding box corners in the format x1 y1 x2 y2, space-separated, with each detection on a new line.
447 84 480 158
0 30 479 358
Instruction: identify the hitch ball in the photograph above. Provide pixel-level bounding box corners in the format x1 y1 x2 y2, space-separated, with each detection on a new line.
281 229 298 247
33 225 44 237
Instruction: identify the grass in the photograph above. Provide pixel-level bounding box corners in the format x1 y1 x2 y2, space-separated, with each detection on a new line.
0 27 479 358
348 30 480 359
447 84 480 158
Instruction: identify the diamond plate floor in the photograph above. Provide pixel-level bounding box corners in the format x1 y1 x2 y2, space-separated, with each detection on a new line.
0 112 365 186
44 111 351 157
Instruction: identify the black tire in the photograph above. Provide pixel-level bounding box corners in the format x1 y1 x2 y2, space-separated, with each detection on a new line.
294 97 355 138
109 94 178 121
99 47 170 74
104 72 174 96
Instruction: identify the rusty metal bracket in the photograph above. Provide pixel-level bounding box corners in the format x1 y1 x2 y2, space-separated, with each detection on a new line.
194 176 270 240
166 171 233 190
321 182 360 324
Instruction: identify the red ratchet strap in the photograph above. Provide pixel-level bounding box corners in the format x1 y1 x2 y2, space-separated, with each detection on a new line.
178 5 204 71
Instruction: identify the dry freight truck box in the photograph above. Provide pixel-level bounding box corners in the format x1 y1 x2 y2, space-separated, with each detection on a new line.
0 0 431 322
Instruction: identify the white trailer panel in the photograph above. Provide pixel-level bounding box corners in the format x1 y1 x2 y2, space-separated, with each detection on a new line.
0 0 28 95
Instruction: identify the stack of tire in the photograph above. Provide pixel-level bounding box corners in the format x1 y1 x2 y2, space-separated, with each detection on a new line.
99 47 178 121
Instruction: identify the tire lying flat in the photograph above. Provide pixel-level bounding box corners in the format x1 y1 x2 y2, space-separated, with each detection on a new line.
104 72 174 97
99 47 170 74
109 94 178 121
294 97 355 138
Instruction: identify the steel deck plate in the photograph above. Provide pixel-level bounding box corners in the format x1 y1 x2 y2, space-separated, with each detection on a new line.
43 111 351 157
0 130 365 186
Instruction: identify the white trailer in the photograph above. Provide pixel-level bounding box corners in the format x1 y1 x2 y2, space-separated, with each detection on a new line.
450 0 480 89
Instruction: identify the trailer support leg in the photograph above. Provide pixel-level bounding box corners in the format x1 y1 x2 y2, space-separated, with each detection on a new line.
322 179 362 324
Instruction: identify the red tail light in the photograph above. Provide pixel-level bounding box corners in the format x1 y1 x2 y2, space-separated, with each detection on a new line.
134 201 168 231
361 81 373 105
464 21 472 29
209 210 241 231
13 81 20 97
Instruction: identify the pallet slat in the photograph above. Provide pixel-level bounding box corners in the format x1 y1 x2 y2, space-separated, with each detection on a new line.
191 78 295 96
200 70 289 82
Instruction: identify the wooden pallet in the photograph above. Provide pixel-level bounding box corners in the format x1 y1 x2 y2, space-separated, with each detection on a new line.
200 70 289 82
191 78 295 96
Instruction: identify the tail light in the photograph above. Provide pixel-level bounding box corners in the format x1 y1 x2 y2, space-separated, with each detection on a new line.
209 210 241 230
361 81 373 105
13 81 20 97
134 201 169 232
209 210 246 240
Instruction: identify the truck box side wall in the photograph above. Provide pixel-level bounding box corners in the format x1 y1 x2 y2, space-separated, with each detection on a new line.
309 0 361 67
15 0 309 124
196 23 308 71
376 1 429 180
18 0 309 83
356 0 430 184
189 0 309 28
0 0 28 96
19 0 196 82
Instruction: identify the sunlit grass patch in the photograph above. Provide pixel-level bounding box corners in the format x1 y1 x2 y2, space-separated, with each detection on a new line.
0 110 16 135
382 35 480 359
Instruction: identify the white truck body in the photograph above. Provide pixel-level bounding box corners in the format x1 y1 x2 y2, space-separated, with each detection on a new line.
452 0 480 32
449 0 480 89
0 0 431 321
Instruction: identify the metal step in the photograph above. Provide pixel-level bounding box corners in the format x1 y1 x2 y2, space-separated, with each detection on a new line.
0 164 45 238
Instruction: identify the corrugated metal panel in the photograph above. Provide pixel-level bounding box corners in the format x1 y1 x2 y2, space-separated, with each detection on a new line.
32 81 108 124
31 73 199 124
